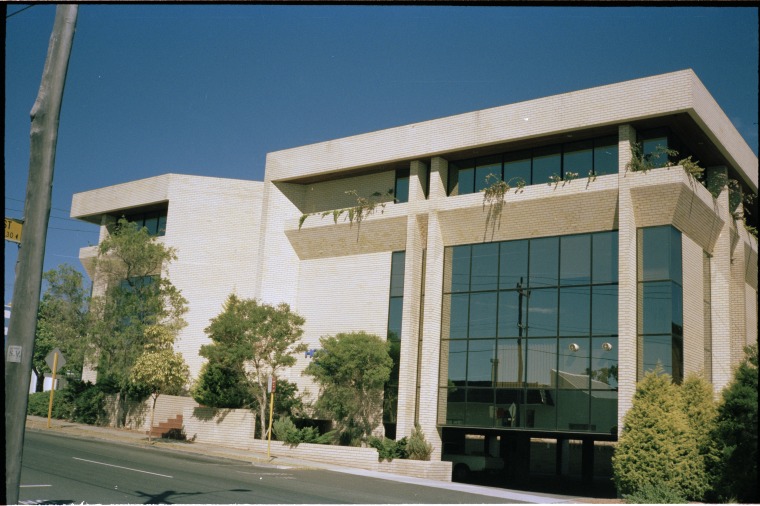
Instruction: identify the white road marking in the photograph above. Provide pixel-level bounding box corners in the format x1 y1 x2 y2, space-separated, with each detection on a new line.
19 485 52 488
73 457 173 478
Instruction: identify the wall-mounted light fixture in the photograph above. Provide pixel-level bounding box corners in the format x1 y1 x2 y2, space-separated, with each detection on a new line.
602 342 613 351
568 343 580 352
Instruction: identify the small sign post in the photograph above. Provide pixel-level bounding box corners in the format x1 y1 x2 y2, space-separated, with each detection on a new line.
45 348 66 429
267 375 276 458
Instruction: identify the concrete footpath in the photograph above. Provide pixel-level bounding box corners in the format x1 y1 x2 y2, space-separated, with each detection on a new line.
24 416 604 504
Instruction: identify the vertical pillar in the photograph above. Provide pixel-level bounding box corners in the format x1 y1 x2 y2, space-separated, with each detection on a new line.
396 160 427 439
582 439 595 484
417 156 448 458
617 124 638 431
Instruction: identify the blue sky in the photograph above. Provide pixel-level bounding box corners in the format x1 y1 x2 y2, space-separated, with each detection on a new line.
5 5 759 303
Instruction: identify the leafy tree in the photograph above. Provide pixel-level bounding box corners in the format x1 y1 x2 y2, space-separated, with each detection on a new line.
712 344 758 503
305 331 392 446
612 366 704 500
33 265 90 391
202 294 306 440
130 325 189 442
88 218 188 426
192 361 253 409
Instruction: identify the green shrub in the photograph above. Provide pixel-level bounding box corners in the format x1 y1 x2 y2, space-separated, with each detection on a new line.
406 423 433 461
273 416 334 447
61 380 106 425
623 482 686 504
368 436 408 462
612 367 705 500
27 391 71 419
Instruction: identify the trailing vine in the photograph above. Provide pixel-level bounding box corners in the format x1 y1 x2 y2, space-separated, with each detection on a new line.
482 173 525 240
298 189 395 230
548 171 579 189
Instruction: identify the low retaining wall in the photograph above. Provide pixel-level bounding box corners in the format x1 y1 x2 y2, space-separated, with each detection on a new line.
183 406 257 449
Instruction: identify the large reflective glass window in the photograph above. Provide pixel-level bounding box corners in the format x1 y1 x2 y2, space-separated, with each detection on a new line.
528 288 558 337
557 390 589 430
447 293 470 338
467 339 496 386
495 338 525 386
387 297 403 341
590 391 618 436
532 146 561 185
563 141 593 176
446 339 468 386
558 337 590 387
526 338 557 387
390 251 406 297
495 389 524 427
144 215 159 236
455 161 475 195
641 334 673 375
592 285 618 336
672 283 683 336
529 237 559 288
640 227 672 281
560 286 590 336
591 337 618 388
394 169 410 204
503 151 531 186
499 240 528 288
471 243 499 292
448 245 471 292
670 227 682 285
497 290 524 337
475 156 502 193
641 281 672 335
593 232 618 284
469 292 497 338
560 234 591 285
593 137 618 175
466 389 495 426
443 387 465 425
642 136 669 168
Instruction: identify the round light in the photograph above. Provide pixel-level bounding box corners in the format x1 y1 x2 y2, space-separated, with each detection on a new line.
602 342 613 351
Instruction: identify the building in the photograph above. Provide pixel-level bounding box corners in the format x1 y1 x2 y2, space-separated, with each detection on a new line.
71 69 758 481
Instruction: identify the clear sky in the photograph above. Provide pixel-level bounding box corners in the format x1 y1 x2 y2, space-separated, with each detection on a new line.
5 4 759 303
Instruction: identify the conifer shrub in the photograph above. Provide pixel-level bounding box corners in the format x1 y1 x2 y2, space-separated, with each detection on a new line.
612 367 705 500
272 416 334 447
406 423 433 461
368 436 408 462
623 482 686 504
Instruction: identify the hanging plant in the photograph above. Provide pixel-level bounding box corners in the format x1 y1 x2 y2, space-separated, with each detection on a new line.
298 189 395 230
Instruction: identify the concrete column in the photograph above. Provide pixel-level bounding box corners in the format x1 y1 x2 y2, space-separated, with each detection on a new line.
617 124 638 432
417 156 448 459
396 160 427 439
710 188 733 393
729 225 747 367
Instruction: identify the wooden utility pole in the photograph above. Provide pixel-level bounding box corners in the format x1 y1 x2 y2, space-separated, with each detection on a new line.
5 6 78 504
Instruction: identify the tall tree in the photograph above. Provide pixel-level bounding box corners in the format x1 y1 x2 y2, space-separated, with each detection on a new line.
202 294 306 439
305 331 392 446
130 325 189 443
88 218 188 426
33 264 89 391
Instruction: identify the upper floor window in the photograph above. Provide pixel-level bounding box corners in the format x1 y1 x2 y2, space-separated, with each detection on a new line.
394 169 410 203
110 206 168 237
448 135 618 196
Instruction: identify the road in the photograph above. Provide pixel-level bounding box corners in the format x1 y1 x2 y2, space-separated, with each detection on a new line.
19 431 526 504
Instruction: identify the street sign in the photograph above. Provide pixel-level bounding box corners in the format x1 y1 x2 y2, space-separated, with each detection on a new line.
45 348 66 372
267 375 277 394
5 218 23 243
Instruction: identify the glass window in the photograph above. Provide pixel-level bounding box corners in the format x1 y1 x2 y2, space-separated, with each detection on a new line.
503 151 531 186
466 388 495 426
563 141 593 176
467 339 496 386
443 386 465 425
529 237 559 288
495 338 525 386
591 337 618 388
594 137 618 175
558 337 590 387
640 227 672 281
642 136 670 168
390 251 405 297
590 391 618 436
144 215 159 236
592 232 618 284
592 285 618 336
445 339 468 385
532 146 561 185
495 388 524 427
457 162 475 196
387 297 403 341
499 240 528 289
557 390 590 430
470 243 499 292
641 281 673 335
447 294 470 339
526 338 557 388
527 288 557 337
394 169 410 203
448 245 471 293
475 156 502 193
560 235 591 285
497 290 524 338
670 227 682 285
469 292 497 338
157 214 167 236
641 334 674 375
559 286 590 336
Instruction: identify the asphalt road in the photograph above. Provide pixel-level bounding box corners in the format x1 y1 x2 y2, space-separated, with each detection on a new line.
19 431 525 504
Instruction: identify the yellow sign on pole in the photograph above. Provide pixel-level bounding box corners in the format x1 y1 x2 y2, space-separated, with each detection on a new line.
5 218 23 243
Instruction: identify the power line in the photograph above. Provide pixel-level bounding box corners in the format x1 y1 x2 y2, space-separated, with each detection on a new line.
5 196 72 215
6 4 34 19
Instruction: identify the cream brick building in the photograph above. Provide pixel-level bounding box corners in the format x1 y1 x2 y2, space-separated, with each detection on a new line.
72 69 757 481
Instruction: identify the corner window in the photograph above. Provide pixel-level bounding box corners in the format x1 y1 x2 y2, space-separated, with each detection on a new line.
394 169 410 203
